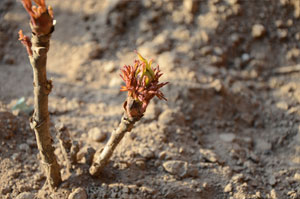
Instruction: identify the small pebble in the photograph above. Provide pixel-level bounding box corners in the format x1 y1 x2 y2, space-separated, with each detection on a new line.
19 143 30 153
122 186 129 194
276 101 288 110
277 29 288 40
269 176 276 186
88 127 106 142
183 0 198 14
199 148 218 163
252 24 266 38
219 133 236 142
270 189 278 199
224 183 233 193
163 160 188 177
293 173 300 180
136 159 146 170
139 147 155 159
255 139 272 152
77 146 96 165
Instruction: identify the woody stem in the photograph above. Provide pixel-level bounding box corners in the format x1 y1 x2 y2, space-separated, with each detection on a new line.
89 112 142 176
29 30 62 189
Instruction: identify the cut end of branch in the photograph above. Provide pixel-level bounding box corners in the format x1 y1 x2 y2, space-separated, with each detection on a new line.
124 97 144 119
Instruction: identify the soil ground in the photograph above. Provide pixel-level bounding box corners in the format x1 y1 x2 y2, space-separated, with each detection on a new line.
0 0 300 198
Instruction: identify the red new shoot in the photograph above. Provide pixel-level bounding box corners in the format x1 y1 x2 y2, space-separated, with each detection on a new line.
120 51 168 117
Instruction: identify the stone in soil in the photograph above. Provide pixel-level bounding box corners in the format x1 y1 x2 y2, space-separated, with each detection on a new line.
183 0 199 14
76 146 96 165
219 133 236 142
252 24 266 38
270 189 278 199
293 173 300 180
163 160 188 177
19 143 30 153
88 127 106 142
224 183 233 193
135 159 146 170
199 148 218 163
255 139 272 152
268 175 276 186
138 147 155 159
277 29 288 40
286 48 300 60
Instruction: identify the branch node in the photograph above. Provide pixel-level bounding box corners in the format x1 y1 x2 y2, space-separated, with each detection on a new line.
35 46 48 56
29 118 37 129
46 79 53 94
30 116 48 130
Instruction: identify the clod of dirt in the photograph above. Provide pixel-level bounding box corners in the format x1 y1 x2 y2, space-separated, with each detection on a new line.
88 127 107 142
277 29 288 40
268 175 277 186
255 139 272 152
211 55 225 66
135 159 146 170
286 48 300 61
295 32 300 40
19 143 30 153
139 186 156 195
199 148 219 163
219 133 236 142
224 183 233 193
252 24 266 38
76 146 96 165
294 173 300 181
276 101 289 110
138 147 155 159
270 189 278 199
183 0 199 14
163 160 188 177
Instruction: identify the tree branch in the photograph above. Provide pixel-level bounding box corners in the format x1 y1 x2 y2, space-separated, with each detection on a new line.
29 30 62 189
89 112 142 176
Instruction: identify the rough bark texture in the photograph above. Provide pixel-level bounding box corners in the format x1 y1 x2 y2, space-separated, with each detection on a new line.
56 124 79 173
89 112 142 176
29 31 62 189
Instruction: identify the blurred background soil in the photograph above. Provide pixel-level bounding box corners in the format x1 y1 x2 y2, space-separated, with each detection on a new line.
0 0 300 198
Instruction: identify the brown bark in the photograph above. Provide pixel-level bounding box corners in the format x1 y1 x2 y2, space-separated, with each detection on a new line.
29 31 61 189
89 112 142 176
56 124 79 173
